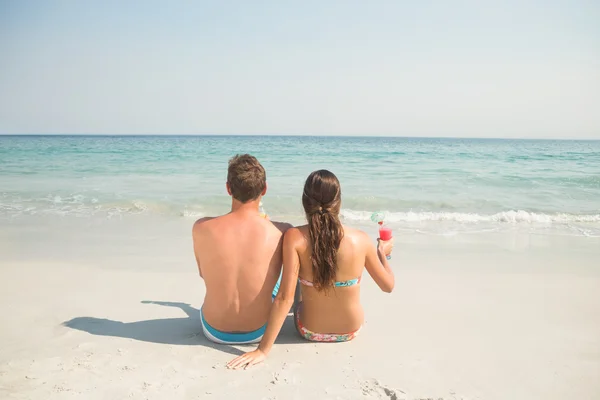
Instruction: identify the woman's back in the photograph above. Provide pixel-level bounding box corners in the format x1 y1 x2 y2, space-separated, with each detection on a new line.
295 224 369 333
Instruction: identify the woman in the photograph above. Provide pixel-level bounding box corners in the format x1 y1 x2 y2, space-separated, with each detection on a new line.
227 170 395 369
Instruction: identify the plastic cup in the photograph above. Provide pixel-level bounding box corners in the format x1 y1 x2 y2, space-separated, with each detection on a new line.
379 226 393 241
378 226 392 259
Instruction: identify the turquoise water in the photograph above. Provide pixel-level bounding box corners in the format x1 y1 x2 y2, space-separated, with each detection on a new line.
1 135 599 235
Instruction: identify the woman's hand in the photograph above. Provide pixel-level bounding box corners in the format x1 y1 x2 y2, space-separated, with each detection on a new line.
226 348 267 370
377 237 394 258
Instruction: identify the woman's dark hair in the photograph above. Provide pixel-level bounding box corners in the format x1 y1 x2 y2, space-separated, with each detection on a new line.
302 170 344 291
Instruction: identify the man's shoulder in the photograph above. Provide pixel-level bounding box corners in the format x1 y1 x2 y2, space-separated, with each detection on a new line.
192 216 217 234
194 216 216 226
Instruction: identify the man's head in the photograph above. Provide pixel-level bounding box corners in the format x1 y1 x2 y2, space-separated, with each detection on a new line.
226 154 267 203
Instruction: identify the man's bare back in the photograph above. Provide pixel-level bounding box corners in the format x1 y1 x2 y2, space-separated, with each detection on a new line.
193 209 291 332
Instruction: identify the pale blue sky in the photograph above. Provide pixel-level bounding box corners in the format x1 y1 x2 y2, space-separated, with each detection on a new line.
1 1 599 138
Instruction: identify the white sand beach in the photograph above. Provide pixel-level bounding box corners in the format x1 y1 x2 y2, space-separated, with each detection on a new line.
1 216 599 400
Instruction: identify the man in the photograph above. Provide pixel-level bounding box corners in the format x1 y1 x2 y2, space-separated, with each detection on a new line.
192 154 292 344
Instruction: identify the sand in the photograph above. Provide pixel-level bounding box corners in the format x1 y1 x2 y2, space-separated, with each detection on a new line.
1 216 599 399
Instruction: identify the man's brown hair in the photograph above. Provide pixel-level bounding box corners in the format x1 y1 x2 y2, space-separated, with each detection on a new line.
227 154 266 203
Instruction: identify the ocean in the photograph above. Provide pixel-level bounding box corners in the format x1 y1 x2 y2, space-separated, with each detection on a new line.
1 135 599 237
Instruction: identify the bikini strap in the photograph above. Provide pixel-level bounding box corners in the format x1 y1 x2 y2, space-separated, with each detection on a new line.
298 277 314 287
299 276 362 287
334 276 361 287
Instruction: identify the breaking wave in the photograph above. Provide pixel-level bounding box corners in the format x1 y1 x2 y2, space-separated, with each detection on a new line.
340 209 600 224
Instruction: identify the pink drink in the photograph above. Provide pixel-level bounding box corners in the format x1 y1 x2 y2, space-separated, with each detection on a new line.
379 226 393 260
379 226 393 241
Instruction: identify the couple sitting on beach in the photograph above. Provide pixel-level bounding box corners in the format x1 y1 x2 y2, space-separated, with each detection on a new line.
192 154 395 369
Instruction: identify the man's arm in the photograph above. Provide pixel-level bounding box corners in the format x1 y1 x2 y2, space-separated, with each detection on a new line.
192 217 214 279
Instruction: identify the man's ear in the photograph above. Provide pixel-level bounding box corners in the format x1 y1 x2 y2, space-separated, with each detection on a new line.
261 182 267 196
226 182 232 196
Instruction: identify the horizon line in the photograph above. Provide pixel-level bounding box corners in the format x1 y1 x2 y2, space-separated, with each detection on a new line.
0 133 599 141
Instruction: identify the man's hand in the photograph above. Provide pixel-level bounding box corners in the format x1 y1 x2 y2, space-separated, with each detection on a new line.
226 349 267 370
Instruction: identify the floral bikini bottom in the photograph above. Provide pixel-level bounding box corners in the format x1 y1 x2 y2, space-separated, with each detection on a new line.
294 303 362 342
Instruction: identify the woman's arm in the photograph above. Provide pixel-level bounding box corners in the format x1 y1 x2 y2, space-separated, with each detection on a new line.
363 232 395 293
226 228 301 370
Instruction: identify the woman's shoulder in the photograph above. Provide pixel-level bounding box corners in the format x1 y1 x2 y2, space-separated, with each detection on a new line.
342 225 371 244
284 224 309 242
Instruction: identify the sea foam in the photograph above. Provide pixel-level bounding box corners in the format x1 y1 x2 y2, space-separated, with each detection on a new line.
340 209 600 224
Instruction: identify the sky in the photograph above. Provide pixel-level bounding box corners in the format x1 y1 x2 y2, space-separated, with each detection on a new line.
0 1 599 138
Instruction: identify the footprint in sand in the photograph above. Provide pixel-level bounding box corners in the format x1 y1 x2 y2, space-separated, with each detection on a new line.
360 379 405 400
270 362 302 385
